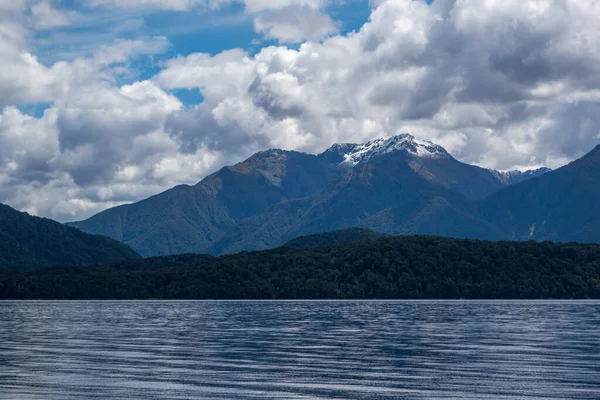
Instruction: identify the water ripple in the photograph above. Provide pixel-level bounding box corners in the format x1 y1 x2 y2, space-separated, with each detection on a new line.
0 300 599 399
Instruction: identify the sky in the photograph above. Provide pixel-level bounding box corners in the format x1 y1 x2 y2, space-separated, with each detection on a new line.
1 0 599 222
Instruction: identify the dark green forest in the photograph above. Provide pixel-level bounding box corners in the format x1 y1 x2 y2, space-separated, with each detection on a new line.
0 203 140 270
1 234 600 299
284 228 387 249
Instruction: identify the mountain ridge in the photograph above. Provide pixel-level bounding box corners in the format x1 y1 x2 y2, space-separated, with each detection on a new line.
479 142 600 243
69 134 557 256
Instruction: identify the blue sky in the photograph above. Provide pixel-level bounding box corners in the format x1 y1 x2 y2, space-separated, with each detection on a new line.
27 0 375 112
32 0 372 80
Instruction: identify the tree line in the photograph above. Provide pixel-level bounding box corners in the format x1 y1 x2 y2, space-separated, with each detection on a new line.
1 235 600 299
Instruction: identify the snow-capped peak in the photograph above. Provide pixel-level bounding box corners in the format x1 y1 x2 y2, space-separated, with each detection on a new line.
325 134 449 166
489 167 552 185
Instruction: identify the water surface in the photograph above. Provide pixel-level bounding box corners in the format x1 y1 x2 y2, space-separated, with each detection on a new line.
0 301 599 399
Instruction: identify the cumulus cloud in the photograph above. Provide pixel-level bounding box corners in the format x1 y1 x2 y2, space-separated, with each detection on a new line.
253 5 338 43
0 1 169 108
156 0 600 168
0 81 228 221
2 0 600 221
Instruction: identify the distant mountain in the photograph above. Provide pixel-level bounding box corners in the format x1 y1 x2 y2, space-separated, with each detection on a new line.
489 167 552 185
71 134 552 256
319 135 450 165
0 203 140 270
480 145 600 242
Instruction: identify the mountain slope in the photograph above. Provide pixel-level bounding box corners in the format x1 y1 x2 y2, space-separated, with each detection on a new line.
70 150 343 256
71 134 552 256
0 203 140 270
210 150 503 254
480 145 600 242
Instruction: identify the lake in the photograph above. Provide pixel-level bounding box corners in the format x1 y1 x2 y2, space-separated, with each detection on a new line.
0 301 599 399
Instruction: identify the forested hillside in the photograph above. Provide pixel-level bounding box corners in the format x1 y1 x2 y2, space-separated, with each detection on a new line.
0 203 140 270
2 234 599 299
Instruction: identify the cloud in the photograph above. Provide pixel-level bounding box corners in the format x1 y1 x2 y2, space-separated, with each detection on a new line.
88 0 333 43
2 0 600 222
0 1 26 14
55 80 181 185
0 0 169 106
30 1 71 30
161 0 600 164
253 5 338 43
0 81 229 221
242 0 325 13
88 0 326 12
87 0 205 11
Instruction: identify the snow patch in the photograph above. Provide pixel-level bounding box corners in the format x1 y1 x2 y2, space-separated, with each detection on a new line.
329 134 449 167
489 167 552 184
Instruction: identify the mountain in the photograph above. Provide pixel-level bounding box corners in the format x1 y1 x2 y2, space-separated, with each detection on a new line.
0 203 140 270
71 134 551 256
489 167 552 185
70 150 343 256
209 145 505 254
318 134 521 200
480 145 600 242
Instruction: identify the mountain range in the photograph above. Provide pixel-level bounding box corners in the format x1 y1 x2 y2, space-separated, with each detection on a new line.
69 133 591 257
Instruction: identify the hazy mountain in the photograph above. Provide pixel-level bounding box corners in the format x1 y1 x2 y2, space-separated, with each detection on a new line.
0 203 140 270
70 134 553 256
489 168 552 185
480 145 600 243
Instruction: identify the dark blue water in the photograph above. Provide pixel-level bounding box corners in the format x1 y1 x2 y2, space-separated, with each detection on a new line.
0 301 599 399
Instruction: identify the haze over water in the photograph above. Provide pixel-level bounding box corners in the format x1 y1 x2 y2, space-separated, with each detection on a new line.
0 301 599 399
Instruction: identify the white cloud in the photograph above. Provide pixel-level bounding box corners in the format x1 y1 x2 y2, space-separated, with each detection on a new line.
0 2 169 107
242 0 325 13
88 0 333 42
0 1 26 14
30 1 71 30
87 0 205 11
156 49 254 99
253 5 338 43
88 0 326 11
0 80 230 221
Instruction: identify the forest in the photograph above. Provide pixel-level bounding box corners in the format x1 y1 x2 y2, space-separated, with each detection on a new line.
1 234 600 299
